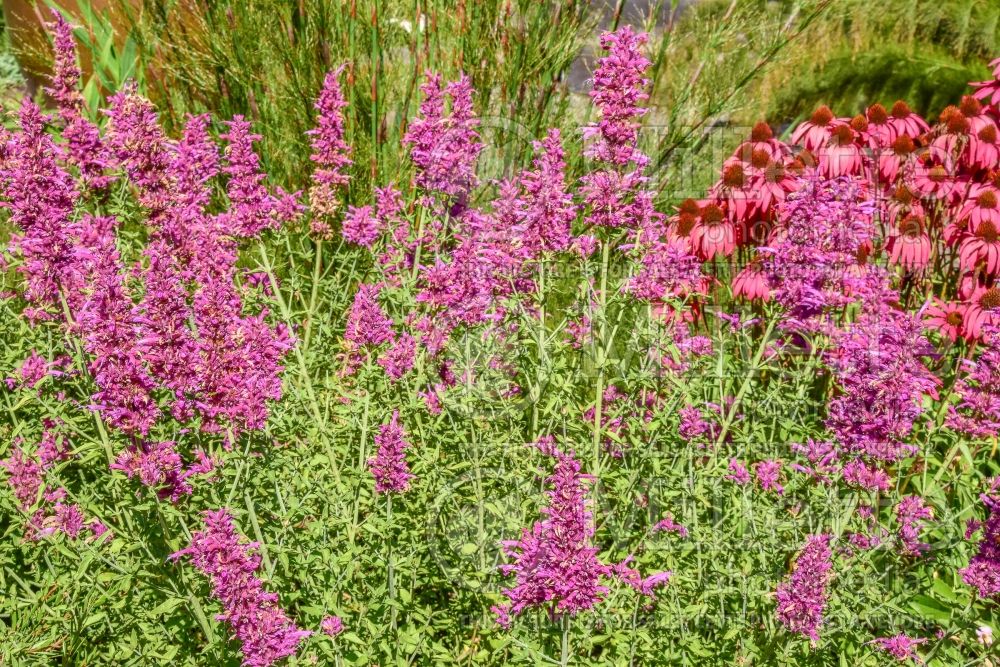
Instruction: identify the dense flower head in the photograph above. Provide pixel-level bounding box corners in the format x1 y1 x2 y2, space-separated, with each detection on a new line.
220 116 301 237
584 25 651 167
775 534 834 641
379 332 417 381
345 283 395 349
320 615 344 637
518 129 577 253
2 99 79 305
342 205 381 248
754 459 784 494
368 410 414 493
872 634 926 661
758 176 876 328
105 85 173 222
962 478 1000 598
112 441 216 502
896 495 933 556
948 324 1000 437
403 72 482 209
71 215 161 434
46 12 110 189
189 278 295 436
494 438 661 628
825 307 938 464
171 509 311 666
308 66 353 219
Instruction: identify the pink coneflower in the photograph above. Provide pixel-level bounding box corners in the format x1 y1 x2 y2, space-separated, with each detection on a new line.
931 105 971 156
972 58 1000 108
911 153 959 202
877 134 917 185
887 100 930 138
775 534 833 641
734 121 789 161
887 214 931 271
872 634 926 662
967 122 1000 171
690 203 735 259
732 262 771 302
368 411 414 494
819 124 863 178
792 105 839 152
962 286 1000 340
862 103 895 148
924 298 965 342
956 188 1000 232
882 184 923 229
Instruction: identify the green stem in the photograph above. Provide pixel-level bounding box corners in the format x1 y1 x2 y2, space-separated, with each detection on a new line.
714 317 777 447
592 239 612 481
560 616 571 667
303 238 323 354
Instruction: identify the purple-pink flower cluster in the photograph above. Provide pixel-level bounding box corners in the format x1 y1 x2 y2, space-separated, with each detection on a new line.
775 534 833 641
171 509 311 666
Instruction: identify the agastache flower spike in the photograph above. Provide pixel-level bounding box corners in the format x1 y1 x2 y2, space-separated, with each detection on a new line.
403 72 482 212
46 12 110 189
493 438 663 628
220 116 301 237
171 509 311 666
2 99 79 305
583 25 651 168
308 66 353 220
368 410 414 493
775 534 834 641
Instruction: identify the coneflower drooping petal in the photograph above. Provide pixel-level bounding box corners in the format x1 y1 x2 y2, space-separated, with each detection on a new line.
367 410 414 493
775 534 833 641
308 66 352 220
171 509 311 666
